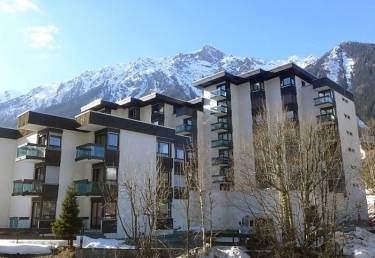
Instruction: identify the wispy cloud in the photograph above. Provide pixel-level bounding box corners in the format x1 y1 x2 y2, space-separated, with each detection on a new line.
0 0 39 13
26 25 60 49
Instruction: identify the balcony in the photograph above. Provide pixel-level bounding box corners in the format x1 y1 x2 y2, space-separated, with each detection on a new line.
212 156 230 166
174 187 188 199
16 144 45 163
175 124 193 135
210 88 227 101
75 143 105 163
211 122 230 132
175 106 193 118
102 218 117 233
314 96 334 107
317 114 336 124
211 139 232 149
13 180 43 196
210 105 228 117
156 217 173 230
74 181 103 196
212 174 233 184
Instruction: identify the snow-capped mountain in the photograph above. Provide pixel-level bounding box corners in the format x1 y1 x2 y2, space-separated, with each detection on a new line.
306 42 375 121
0 90 23 103
0 45 315 127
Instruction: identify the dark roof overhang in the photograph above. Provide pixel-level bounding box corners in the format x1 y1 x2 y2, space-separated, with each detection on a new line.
313 77 354 101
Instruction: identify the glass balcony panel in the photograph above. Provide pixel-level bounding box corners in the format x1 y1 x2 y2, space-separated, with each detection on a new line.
211 139 232 148
210 105 228 115
211 122 229 131
16 145 45 159
314 96 334 106
75 144 105 161
210 88 227 99
175 124 193 134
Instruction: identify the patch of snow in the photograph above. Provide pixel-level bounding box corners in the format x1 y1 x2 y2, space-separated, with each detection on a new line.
358 117 368 129
0 239 67 255
323 46 341 82
336 227 375 258
179 246 250 258
74 236 134 249
343 51 355 90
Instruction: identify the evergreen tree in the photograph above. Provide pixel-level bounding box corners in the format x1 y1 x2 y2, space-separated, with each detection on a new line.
52 185 82 246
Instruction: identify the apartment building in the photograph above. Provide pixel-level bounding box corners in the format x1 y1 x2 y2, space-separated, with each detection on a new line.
193 63 367 230
0 63 367 238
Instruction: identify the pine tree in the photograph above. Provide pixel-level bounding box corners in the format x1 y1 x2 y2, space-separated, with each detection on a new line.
52 185 82 246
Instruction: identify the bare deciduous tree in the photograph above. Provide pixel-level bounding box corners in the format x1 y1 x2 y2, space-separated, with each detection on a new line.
234 112 345 257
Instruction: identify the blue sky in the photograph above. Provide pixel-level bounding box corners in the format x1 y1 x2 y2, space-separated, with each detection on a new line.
0 0 374 93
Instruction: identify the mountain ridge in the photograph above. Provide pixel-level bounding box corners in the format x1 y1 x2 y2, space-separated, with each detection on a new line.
1 42 374 127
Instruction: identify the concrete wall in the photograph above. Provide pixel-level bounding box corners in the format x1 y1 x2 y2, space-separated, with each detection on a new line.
0 138 17 227
57 130 89 217
335 91 368 220
117 130 157 238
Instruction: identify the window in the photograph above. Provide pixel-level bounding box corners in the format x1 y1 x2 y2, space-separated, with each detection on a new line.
346 130 353 136
152 103 164 114
37 134 47 146
159 202 171 218
251 82 264 92
320 108 336 116
301 81 306 87
107 132 119 150
217 83 226 91
281 77 295 88
344 114 351 119
48 135 61 148
104 202 116 218
220 184 230 191
218 133 232 141
95 133 106 145
34 165 45 182
342 98 349 103
128 107 140 120
348 147 355 153
158 141 170 157
184 118 192 126
106 167 117 182
41 201 56 220
318 90 333 98
219 149 230 158
175 147 185 160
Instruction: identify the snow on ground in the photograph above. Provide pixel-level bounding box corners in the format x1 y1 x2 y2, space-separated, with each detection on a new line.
179 246 250 258
336 227 375 258
0 239 67 255
74 236 134 249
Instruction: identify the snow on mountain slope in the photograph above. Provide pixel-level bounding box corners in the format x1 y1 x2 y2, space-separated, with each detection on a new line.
0 90 23 103
0 45 315 127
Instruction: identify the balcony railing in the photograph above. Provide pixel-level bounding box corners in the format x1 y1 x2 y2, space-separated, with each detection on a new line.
212 156 230 166
212 174 233 184
211 122 230 132
74 181 103 196
75 143 105 162
13 180 43 195
16 144 45 161
102 218 117 233
314 96 334 106
210 88 227 100
156 217 173 230
317 114 336 123
74 181 117 197
175 124 193 134
210 105 228 116
211 139 232 149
